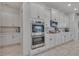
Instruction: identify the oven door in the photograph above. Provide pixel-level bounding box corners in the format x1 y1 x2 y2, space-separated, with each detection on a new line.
32 24 44 36
32 36 45 49
32 24 44 32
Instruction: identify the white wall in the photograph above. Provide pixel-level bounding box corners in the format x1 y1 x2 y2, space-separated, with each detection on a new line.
0 4 21 46
23 2 32 56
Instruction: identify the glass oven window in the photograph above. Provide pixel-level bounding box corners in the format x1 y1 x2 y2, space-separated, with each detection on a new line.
32 25 44 32
32 37 44 45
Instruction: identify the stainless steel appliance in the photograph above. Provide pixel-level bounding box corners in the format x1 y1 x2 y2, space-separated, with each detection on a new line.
49 20 59 33
32 19 45 49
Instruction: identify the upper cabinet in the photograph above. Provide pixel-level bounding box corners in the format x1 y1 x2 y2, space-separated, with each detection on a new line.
30 3 50 21
51 8 69 28
0 6 20 27
30 3 39 18
30 3 70 29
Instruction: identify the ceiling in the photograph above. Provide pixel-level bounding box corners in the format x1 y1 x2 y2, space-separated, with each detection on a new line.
0 2 23 9
0 2 79 14
39 2 79 14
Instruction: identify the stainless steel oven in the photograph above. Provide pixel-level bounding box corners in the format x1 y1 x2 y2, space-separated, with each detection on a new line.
32 20 45 49
32 35 45 49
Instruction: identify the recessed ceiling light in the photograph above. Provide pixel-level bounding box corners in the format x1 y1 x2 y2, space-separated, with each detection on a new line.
68 4 71 7
74 8 77 11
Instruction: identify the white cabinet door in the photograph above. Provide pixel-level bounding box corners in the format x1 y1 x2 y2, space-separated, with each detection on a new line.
49 37 56 48
1 12 12 26
0 34 3 46
70 32 73 40
30 3 39 18
56 33 62 45
49 34 57 48
49 33 62 48
52 8 58 19
45 34 50 49
12 33 20 44
38 7 50 20
63 32 70 43
11 14 19 26
0 13 2 26
38 6 44 19
63 32 67 42
1 33 12 46
66 32 70 41
0 33 20 46
1 11 19 26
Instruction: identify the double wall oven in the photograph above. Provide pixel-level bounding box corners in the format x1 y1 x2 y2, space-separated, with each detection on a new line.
32 19 45 49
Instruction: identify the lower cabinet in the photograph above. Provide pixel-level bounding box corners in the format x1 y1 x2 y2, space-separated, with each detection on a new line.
49 33 63 48
49 37 56 48
0 33 20 47
45 34 50 49
0 33 13 46
49 34 57 48
56 33 62 45
70 32 74 40
31 32 71 55
63 32 70 42
46 32 71 49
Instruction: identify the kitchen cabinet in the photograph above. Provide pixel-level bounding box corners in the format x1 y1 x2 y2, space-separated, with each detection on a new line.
45 34 50 49
0 34 3 46
62 32 66 43
58 14 66 28
30 3 39 18
46 32 71 49
0 11 19 27
65 16 70 27
0 14 2 26
63 32 70 42
12 33 20 44
0 32 20 47
52 8 59 20
49 37 56 48
61 32 65 43
11 15 20 26
46 33 62 48
56 33 62 45
49 34 57 48
70 30 74 40
30 3 50 21
0 33 12 46
45 34 57 49
38 7 50 20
